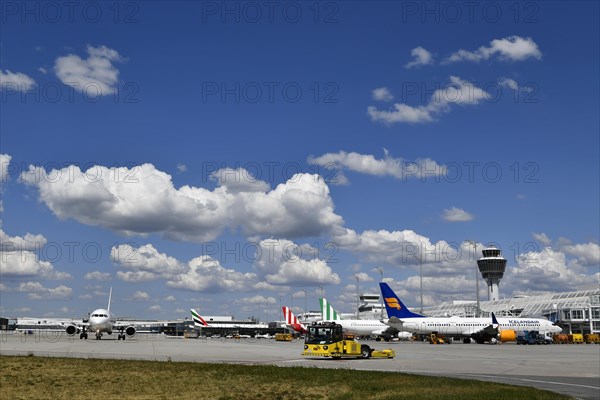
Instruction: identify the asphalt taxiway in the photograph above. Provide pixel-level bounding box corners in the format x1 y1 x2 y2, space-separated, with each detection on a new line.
1 332 598 399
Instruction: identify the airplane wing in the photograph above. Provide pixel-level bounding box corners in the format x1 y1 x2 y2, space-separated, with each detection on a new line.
112 323 138 337
65 320 89 335
386 316 405 326
470 313 500 343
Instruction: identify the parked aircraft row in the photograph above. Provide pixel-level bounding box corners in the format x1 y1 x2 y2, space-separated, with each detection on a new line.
283 297 412 340
282 283 561 344
61 283 562 343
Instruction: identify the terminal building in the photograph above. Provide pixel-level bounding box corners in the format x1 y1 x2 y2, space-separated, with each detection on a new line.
422 288 600 335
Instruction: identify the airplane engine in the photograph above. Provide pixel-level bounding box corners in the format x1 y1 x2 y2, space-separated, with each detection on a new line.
65 325 79 336
125 326 136 337
499 330 517 342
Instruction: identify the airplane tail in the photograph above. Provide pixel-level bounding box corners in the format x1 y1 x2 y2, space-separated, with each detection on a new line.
320 298 341 321
282 306 306 333
190 309 208 327
107 287 112 312
379 282 425 319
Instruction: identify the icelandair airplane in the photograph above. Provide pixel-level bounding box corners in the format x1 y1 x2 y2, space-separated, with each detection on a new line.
380 282 562 343
282 306 307 333
66 288 137 340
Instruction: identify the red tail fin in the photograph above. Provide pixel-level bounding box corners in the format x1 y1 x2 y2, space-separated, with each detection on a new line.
282 306 306 333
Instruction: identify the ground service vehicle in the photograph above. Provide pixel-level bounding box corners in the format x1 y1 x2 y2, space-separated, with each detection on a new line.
568 333 584 344
584 334 600 344
517 331 548 345
498 330 517 342
553 334 569 344
301 322 395 359
275 333 293 341
428 333 451 344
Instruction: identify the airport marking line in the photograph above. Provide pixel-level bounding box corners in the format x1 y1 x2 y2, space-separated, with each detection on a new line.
460 374 600 390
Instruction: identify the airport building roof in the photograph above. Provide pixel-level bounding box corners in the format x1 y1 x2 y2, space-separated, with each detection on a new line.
422 288 600 318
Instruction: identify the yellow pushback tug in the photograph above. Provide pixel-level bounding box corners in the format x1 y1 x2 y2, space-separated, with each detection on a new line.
301 322 395 359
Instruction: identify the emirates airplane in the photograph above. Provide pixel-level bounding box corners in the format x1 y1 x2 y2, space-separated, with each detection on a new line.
380 282 561 343
65 288 137 340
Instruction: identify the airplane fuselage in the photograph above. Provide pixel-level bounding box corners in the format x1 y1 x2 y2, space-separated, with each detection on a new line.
88 308 116 335
387 316 561 337
326 319 390 336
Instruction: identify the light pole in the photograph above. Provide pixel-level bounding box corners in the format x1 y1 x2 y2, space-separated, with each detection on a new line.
466 240 480 317
302 289 307 318
352 274 360 318
409 244 424 314
376 267 384 319
418 250 423 314
265 301 269 324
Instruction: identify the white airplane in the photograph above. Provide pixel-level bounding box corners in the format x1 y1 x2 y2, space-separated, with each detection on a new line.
190 309 268 329
66 288 137 340
380 282 562 343
319 298 410 340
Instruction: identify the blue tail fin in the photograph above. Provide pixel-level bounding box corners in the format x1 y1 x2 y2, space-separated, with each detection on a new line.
379 282 425 318
491 312 499 325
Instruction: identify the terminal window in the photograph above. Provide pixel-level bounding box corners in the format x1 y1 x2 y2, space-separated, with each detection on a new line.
570 310 584 320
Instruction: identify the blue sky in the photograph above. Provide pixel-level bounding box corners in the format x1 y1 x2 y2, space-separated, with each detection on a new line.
1 1 598 320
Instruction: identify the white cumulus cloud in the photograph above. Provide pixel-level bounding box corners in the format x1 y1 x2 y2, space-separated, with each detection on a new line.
0 70 36 92
404 46 434 68
166 255 261 293
21 163 343 242
442 207 474 222
254 239 340 286
130 290 150 301
1 154 12 183
84 271 112 281
0 229 70 279
505 247 591 293
368 76 490 124
532 232 552 246
17 282 73 300
308 149 446 184
371 87 394 102
445 36 542 63
561 243 600 266
54 45 125 95
210 167 271 193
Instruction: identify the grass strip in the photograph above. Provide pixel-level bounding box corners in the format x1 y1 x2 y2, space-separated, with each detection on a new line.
0 355 568 400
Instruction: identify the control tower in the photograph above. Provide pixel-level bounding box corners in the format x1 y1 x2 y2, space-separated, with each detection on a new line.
476 246 507 301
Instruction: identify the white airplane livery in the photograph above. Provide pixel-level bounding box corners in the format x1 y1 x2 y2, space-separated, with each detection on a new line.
380 282 562 343
282 306 307 334
66 288 136 340
320 298 411 339
190 309 268 329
